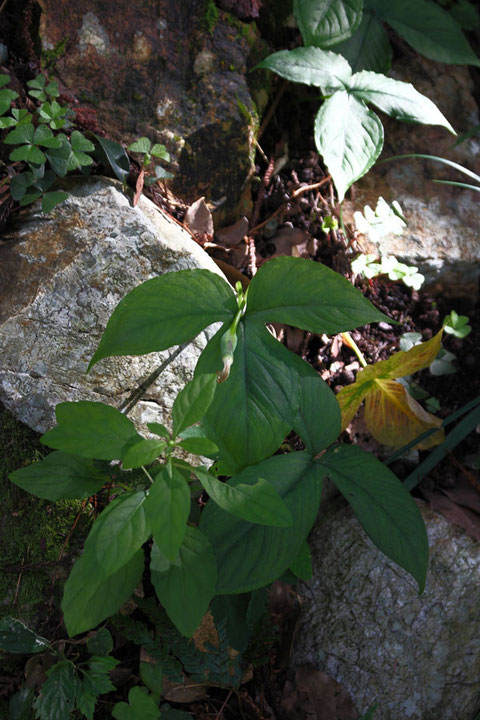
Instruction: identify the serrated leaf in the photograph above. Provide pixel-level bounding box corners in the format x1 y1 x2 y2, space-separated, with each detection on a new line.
41 401 142 460
150 528 217 637
94 134 130 184
246 257 389 332
112 687 161 720
75 686 96 720
9 451 107 500
378 0 480 66
42 191 68 213
121 437 167 469
62 549 144 636
86 628 114 656
144 464 190 561
172 373 217 436
9 688 35 720
255 46 352 92
89 269 236 370
33 661 77 720
128 137 152 154
294 0 363 47
350 71 455 133
314 91 384 201
83 490 150 578
0 617 50 654
193 465 292 527
317 444 428 591
200 452 322 593
332 11 392 72
80 656 119 696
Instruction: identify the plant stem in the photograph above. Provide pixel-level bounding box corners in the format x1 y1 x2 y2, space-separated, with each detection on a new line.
141 466 154 485
341 332 367 368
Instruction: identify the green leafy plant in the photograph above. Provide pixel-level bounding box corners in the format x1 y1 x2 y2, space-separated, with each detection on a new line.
351 253 425 291
255 46 455 200
128 136 173 184
443 309 472 338
10 257 429 665
293 0 480 73
353 196 407 242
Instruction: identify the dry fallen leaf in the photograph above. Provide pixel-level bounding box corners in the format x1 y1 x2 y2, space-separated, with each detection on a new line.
281 665 358 720
184 197 214 240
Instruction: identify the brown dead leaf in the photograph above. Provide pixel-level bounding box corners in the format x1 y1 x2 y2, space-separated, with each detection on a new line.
161 675 207 703
423 476 480 541
184 197 214 239
281 665 357 720
133 168 145 207
216 216 249 246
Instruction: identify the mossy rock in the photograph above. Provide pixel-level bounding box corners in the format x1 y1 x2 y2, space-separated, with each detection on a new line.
0 402 92 637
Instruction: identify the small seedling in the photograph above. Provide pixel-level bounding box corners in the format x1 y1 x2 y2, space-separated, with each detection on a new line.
443 310 472 338
128 136 173 184
351 253 425 291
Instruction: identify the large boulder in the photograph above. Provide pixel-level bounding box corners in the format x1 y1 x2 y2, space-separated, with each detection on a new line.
0 176 224 434
344 55 480 299
292 496 480 720
38 0 266 220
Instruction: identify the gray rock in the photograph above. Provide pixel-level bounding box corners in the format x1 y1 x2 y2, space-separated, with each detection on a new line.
0 177 224 435
292 497 480 720
343 56 480 300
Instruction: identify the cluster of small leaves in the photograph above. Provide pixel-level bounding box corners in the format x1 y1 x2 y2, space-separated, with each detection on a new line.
443 309 472 338
351 253 425 291
0 73 97 213
128 136 173 184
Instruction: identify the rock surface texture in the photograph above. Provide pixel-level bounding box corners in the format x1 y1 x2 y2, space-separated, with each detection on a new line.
39 0 265 220
344 56 480 299
0 177 223 434
292 496 480 720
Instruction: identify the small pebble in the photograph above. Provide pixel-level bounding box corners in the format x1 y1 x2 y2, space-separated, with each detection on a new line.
378 322 392 331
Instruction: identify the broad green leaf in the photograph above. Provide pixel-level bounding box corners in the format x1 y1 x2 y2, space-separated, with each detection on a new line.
0 616 49 654
332 11 392 72
172 373 217 436
350 71 455 133
246 257 389 333
33 661 78 720
176 436 218 457
9 451 107 501
83 490 150 578
19 191 42 206
196 318 298 474
151 143 169 160
121 437 167 469
89 269 236 370
26 75 46 90
94 134 130 185
255 46 352 92
140 658 163 693
144 465 190 561
292 369 341 454
314 91 384 201
71 129 95 153
0 89 18 116
9 144 46 164
4 123 34 144
45 136 71 176
200 452 322 593
0 115 16 128
193 465 292 527
42 191 68 213
317 444 428 591
294 0 363 47
33 124 62 148
75 686 96 720
147 422 171 439
0 74 11 88
86 628 114 656
62 549 144 636
128 137 152 154
112 687 161 720
378 0 480 66
289 541 313 580
41 401 141 460
150 527 217 637
9 688 35 720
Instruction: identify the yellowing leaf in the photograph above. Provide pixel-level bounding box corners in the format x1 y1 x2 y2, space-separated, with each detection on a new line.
337 329 445 448
337 380 373 432
364 380 444 449
360 329 443 381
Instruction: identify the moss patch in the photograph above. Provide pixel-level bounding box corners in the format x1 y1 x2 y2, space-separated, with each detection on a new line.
0 403 92 637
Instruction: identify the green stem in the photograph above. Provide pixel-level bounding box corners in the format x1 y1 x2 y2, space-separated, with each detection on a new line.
141 466 154 485
341 332 367 368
